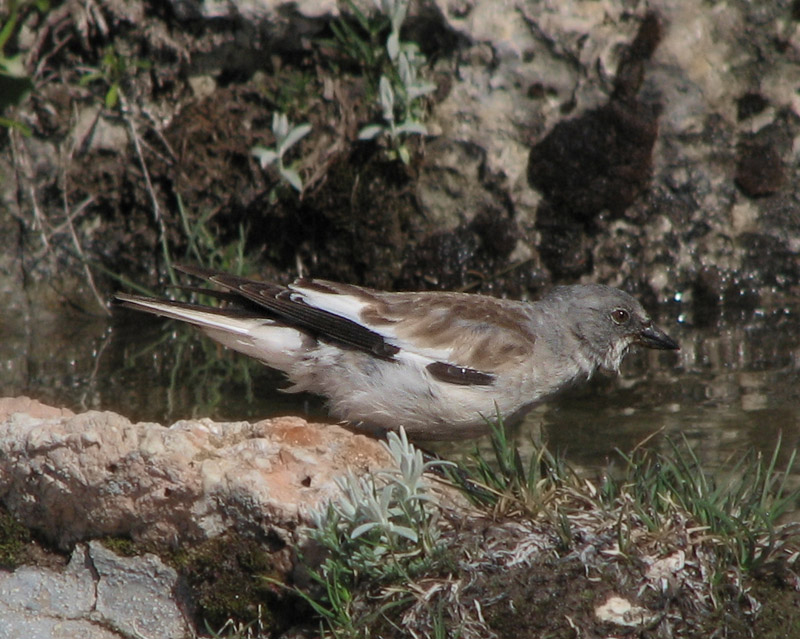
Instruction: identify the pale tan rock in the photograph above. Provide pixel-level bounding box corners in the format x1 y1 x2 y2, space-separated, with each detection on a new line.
0 396 75 421
0 398 392 549
595 594 658 628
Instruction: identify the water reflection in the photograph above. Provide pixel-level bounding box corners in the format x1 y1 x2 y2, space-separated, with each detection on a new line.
3 302 799 507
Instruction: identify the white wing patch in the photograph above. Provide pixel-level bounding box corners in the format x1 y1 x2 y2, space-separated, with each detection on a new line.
287 286 472 366
287 285 371 326
203 325 311 371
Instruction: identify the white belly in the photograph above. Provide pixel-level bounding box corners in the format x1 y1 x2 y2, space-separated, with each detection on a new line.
284 344 545 439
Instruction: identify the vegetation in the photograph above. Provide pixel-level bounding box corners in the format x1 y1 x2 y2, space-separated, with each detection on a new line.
4 2 799 636
2 0 440 313
0 0 49 135
337 0 436 164
79 44 151 110
455 420 800 576
252 112 312 193
291 429 453 636
606 434 799 573
277 420 800 638
0 506 31 569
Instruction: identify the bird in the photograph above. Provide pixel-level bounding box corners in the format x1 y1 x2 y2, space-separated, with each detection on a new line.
115 265 679 440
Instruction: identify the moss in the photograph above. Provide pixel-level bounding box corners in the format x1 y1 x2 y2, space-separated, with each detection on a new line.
91 532 308 634
98 536 140 557
172 533 297 632
0 507 30 569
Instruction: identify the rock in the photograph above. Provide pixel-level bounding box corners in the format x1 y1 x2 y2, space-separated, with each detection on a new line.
735 143 786 197
0 541 190 639
5 0 800 338
528 13 662 225
0 398 471 636
0 397 75 421
90 541 188 639
432 0 800 307
595 594 658 628
415 138 503 231
0 401 392 549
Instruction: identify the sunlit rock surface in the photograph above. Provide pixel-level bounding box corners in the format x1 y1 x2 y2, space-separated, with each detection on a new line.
0 397 391 548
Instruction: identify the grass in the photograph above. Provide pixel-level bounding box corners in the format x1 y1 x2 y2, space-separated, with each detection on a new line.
450 415 579 516
604 433 799 572
459 417 800 574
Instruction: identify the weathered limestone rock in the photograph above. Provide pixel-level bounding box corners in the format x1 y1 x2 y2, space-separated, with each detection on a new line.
0 397 392 549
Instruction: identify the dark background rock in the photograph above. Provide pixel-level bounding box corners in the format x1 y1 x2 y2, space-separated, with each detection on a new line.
1 0 798 319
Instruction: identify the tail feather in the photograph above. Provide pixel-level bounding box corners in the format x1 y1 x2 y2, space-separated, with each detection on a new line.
114 293 312 371
115 293 262 335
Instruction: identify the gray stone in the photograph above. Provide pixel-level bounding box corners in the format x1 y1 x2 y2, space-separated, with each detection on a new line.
0 546 95 619
89 541 188 639
0 542 190 639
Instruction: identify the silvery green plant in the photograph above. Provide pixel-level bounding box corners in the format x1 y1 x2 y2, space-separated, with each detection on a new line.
375 0 408 62
358 74 429 164
396 45 436 101
377 426 453 549
309 428 452 581
251 112 311 192
357 0 436 164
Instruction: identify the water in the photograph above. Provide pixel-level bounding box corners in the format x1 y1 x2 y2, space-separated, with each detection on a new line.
3 300 799 509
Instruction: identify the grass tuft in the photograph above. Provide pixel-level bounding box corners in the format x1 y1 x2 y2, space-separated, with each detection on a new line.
602 433 800 572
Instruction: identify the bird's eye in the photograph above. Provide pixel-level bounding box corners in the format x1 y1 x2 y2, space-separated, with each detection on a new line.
611 308 630 325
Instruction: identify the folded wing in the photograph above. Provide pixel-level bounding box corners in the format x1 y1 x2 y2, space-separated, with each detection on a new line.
117 265 539 387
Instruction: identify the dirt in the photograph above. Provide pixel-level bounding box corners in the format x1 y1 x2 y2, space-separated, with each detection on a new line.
5 0 537 305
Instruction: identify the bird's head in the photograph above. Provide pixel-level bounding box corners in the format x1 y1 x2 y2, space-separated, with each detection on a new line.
546 284 679 373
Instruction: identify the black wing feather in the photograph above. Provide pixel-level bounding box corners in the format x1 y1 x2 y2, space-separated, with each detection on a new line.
176 264 399 360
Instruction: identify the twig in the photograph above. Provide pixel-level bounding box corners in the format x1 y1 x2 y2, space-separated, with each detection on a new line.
119 91 177 284
62 185 109 314
10 128 52 252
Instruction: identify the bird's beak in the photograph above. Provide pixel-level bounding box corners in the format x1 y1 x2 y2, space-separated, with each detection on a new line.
637 324 680 350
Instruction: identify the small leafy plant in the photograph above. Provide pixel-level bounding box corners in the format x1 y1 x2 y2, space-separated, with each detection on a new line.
358 71 430 165
0 0 50 135
357 0 436 164
79 45 151 109
251 112 312 192
326 0 436 164
298 428 453 634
